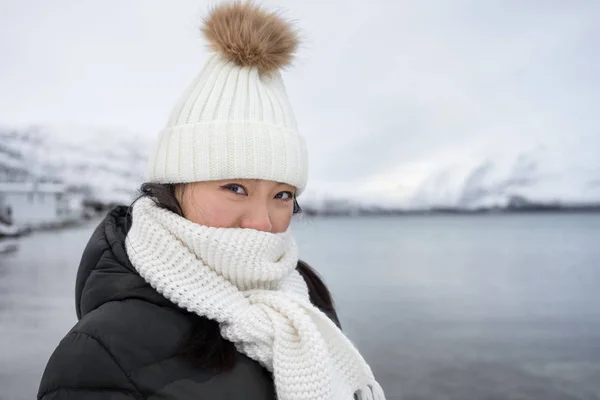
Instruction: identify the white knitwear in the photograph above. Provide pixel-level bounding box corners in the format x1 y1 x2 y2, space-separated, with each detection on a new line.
125 198 385 400
146 53 308 194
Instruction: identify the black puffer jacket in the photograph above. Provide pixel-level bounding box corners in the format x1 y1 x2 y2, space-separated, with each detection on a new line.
38 206 338 400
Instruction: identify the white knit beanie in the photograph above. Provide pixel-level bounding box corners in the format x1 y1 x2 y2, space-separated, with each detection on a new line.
146 2 308 194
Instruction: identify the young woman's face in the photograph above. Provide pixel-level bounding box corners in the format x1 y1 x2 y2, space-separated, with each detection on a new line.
176 179 296 233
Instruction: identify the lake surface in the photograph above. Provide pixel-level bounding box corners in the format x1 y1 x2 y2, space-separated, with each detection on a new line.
1 213 600 400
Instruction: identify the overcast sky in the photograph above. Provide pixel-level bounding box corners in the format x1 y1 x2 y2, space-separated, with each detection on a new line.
1 0 599 205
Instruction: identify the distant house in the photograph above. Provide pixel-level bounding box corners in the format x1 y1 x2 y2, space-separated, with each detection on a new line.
0 181 85 230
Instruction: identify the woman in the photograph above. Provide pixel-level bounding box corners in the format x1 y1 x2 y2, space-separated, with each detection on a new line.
38 3 385 400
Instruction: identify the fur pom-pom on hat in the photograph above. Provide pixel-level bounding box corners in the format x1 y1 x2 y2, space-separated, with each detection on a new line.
201 2 299 73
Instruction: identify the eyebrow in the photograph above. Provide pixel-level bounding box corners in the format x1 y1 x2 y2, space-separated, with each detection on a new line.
228 179 290 187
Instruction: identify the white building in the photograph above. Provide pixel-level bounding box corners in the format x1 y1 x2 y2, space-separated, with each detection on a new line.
0 181 84 230
1 130 88 231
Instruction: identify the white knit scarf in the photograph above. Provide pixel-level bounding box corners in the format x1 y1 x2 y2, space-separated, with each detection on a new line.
125 198 385 400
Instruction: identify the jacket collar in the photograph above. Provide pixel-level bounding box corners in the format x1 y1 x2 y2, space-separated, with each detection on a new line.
75 205 175 319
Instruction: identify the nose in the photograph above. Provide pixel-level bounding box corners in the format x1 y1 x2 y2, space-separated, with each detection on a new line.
240 207 272 232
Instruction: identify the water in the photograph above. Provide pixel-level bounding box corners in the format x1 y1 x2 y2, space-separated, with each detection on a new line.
1 214 600 400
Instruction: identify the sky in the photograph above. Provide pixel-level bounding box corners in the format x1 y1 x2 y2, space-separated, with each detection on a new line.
1 0 599 206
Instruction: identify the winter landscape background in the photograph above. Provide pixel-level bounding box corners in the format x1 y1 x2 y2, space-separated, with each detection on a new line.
1 1 599 400
2 123 599 214
1 1 600 211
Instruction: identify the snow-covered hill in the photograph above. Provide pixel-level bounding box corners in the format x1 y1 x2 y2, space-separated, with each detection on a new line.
0 125 151 205
303 137 600 211
407 142 600 209
1 124 598 211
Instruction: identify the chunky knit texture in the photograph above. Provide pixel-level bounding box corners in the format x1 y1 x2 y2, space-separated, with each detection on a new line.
125 198 385 400
146 2 308 194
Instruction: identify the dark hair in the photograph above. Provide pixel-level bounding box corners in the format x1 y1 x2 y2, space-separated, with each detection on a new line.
133 182 338 371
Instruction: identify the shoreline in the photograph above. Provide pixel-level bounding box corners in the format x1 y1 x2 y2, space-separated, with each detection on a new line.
302 205 600 217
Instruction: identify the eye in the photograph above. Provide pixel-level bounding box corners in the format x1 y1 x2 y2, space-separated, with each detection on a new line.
222 184 247 195
275 191 294 201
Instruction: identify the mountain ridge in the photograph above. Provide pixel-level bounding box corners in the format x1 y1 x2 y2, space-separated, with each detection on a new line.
1 125 599 213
